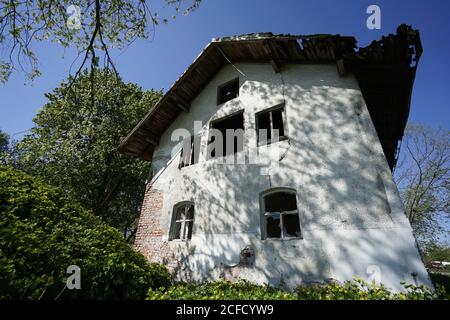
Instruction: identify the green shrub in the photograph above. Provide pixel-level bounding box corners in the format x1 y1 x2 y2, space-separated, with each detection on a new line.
295 278 443 300
429 272 450 299
0 166 171 299
147 280 297 300
148 279 445 300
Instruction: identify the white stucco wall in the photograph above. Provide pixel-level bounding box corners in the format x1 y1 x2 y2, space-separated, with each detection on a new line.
146 62 432 291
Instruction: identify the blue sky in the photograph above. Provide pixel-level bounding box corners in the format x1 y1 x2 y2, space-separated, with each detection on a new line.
1 0 449 139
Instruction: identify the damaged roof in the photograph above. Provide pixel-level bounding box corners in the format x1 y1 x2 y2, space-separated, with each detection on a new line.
119 24 422 170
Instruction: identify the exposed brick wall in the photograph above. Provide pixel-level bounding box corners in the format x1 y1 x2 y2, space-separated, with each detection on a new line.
133 185 170 264
134 185 193 280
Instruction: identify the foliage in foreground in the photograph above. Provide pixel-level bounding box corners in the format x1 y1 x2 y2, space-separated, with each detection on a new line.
148 280 296 300
294 279 443 300
147 279 446 300
0 166 171 299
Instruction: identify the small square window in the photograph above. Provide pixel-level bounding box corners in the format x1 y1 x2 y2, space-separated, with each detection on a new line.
256 105 288 145
217 78 239 105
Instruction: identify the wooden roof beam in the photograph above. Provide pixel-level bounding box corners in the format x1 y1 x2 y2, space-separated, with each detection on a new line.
145 136 159 146
136 127 160 147
263 41 282 73
169 95 190 112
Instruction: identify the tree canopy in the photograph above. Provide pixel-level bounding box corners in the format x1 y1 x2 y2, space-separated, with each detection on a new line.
0 129 8 153
0 0 202 83
423 242 450 264
395 124 449 247
0 129 10 165
14 68 161 237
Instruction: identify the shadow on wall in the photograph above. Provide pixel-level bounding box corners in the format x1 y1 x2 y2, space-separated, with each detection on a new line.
150 69 429 290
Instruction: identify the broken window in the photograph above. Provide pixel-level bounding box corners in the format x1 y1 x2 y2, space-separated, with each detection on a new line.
208 111 244 159
262 190 301 239
256 104 287 145
179 135 201 169
170 203 195 241
217 78 239 105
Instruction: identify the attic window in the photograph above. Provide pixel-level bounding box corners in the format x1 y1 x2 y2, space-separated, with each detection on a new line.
262 190 301 240
208 111 244 159
170 202 195 241
256 104 287 145
179 135 201 169
217 78 239 105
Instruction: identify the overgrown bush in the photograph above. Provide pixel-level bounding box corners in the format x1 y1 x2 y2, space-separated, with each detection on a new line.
0 166 171 299
148 279 446 300
429 272 450 299
295 278 443 300
147 280 297 300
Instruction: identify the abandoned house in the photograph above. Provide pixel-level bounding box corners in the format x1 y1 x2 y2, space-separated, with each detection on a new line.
119 25 433 290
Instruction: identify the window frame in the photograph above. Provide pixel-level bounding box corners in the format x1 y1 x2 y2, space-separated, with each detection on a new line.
259 188 303 240
255 103 288 146
179 134 201 169
169 201 195 241
217 77 240 105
